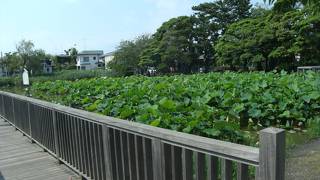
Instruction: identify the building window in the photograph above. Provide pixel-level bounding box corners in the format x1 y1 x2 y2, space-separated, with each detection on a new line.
83 57 89 62
93 56 96 60
81 66 86 70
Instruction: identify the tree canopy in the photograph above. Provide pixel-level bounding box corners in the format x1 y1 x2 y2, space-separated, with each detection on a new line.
265 0 320 13
215 7 320 71
132 0 252 75
108 0 319 75
1 40 52 75
108 35 152 76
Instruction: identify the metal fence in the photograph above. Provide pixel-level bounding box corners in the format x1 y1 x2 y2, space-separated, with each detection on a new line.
297 66 320 73
0 91 285 180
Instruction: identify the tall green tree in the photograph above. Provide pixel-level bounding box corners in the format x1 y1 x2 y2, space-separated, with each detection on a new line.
108 34 152 76
64 47 78 65
14 40 52 75
215 8 320 71
16 40 35 69
157 16 199 73
140 16 200 74
29 49 49 75
265 0 320 13
140 1 253 74
192 0 252 34
293 12 320 66
1 52 22 75
191 0 252 68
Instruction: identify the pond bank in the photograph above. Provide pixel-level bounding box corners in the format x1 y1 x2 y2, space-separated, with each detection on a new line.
286 138 320 180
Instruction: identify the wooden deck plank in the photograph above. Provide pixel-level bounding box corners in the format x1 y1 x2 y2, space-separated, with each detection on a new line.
0 119 79 180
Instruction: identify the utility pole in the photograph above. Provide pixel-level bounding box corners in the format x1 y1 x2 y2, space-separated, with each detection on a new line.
0 51 8 77
0 51 3 77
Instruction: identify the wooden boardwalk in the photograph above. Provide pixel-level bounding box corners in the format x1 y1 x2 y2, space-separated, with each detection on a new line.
0 119 78 180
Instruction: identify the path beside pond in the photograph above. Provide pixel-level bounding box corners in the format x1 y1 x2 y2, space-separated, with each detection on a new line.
286 138 320 180
0 120 78 180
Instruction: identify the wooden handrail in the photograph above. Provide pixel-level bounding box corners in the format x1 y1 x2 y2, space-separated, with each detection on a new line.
0 91 285 180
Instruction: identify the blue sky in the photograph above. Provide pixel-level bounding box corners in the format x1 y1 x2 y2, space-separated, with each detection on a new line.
0 0 265 55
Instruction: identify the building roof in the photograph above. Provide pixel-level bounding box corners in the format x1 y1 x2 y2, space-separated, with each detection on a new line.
78 50 104 56
56 54 69 58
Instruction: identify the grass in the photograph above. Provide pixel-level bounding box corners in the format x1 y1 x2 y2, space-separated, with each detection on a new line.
30 69 114 82
0 69 114 89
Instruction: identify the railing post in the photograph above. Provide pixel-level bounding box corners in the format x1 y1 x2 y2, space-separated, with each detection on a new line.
27 102 35 144
27 102 32 137
1 95 6 121
259 127 285 180
11 97 17 130
52 110 61 162
102 125 114 180
152 138 164 180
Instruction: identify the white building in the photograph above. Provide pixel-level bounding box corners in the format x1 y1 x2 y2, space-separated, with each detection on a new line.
0 66 8 77
99 52 114 69
76 50 104 70
0 56 8 77
42 59 53 74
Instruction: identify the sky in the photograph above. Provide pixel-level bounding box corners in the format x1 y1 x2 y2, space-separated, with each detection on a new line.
0 0 265 55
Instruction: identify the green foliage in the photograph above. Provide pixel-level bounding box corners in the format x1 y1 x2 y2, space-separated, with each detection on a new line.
265 0 320 14
30 72 320 144
110 1 318 74
215 9 320 71
1 40 53 75
308 117 320 137
0 69 113 89
145 16 200 73
112 0 252 75
30 69 113 83
0 52 22 74
64 47 78 63
0 77 21 87
108 35 152 76
192 0 252 34
54 47 79 70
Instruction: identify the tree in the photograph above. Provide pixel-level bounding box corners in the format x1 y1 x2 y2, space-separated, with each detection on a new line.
215 16 269 70
157 16 199 73
265 0 320 13
251 5 270 18
139 16 200 74
16 40 35 69
292 11 320 66
192 0 252 35
1 52 22 75
29 49 49 75
53 47 79 70
139 1 253 74
14 40 52 75
215 8 320 71
108 35 152 76
139 39 161 70
191 0 252 68
64 47 78 65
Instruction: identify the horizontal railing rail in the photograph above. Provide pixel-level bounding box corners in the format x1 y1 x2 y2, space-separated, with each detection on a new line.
0 91 285 180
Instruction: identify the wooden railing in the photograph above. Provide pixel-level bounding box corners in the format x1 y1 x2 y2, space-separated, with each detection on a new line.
0 91 285 180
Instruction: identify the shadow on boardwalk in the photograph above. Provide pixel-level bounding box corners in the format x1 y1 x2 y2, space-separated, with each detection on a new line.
286 138 320 180
0 120 78 180
0 171 4 180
